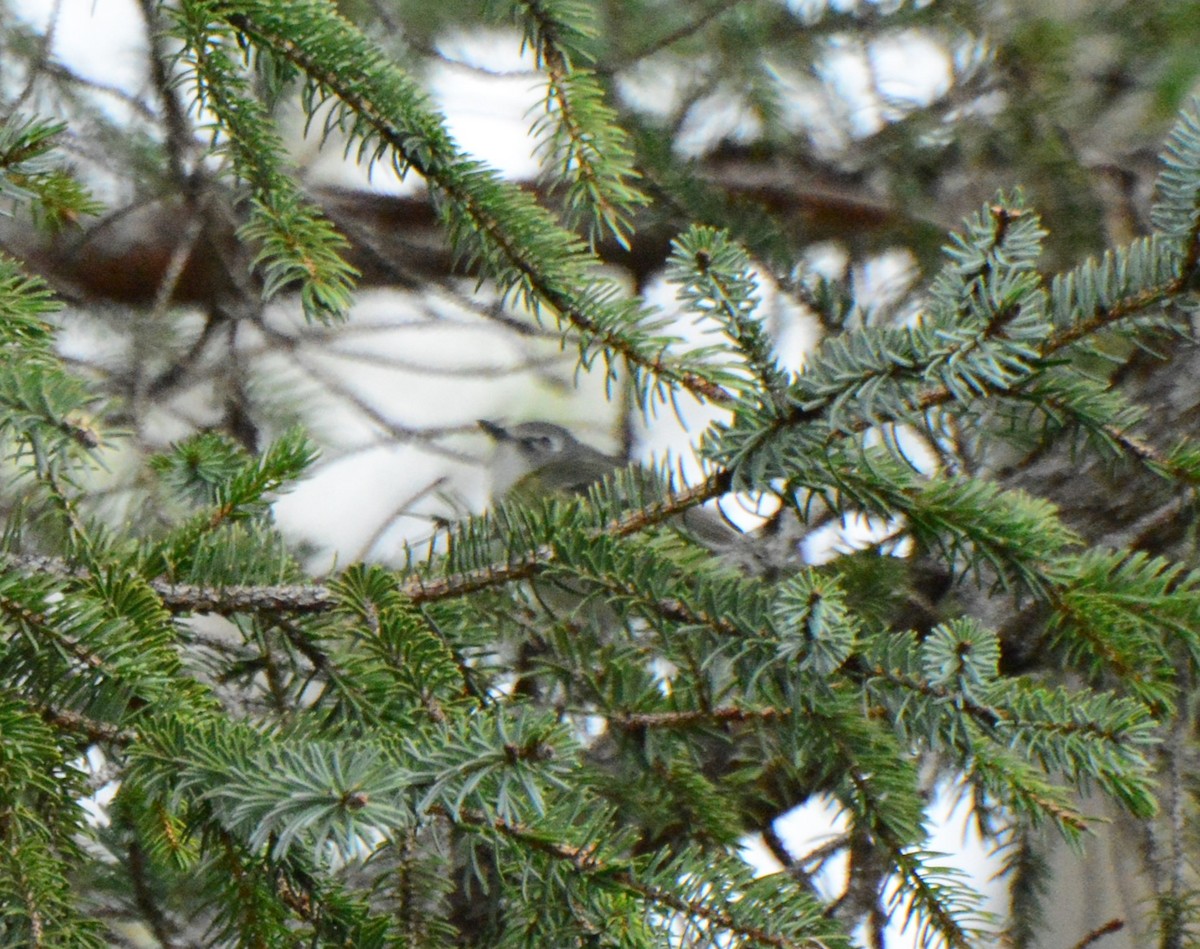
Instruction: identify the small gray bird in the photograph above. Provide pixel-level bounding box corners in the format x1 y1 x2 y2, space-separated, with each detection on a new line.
478 420 622 500
478 419 743 553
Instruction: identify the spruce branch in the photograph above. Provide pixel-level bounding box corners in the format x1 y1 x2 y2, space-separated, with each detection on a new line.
709 174 1200 499
169 3 358 322
150 578 337 614
0 580 107 675
215 0 737 408
511 0 650 246
669 224 790 399
38 705 136 745
804 700 986 948
449 806 843 949
0 114 103 230
609 704 786 729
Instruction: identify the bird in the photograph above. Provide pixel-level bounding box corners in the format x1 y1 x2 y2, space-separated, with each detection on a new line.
478 419 745 554
477 419 623 500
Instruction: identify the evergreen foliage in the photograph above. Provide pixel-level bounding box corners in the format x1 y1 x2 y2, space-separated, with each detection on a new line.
5 1 1200 946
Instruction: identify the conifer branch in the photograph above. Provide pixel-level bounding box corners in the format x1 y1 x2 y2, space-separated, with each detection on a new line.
13 21 1200 946
449 806 833 949
38 705 136 745
513 0 649 246
220 2 737 407
170 5 358 322
149 579 338 613
810 708 982 947
609 704 785 729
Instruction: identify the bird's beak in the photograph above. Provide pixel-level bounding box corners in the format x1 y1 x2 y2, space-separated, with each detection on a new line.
478 419 510 442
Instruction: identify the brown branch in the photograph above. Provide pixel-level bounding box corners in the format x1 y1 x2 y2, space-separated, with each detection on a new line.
38 705 136 745
1069 918 1125 949
150 579 338 613
610 704 785 730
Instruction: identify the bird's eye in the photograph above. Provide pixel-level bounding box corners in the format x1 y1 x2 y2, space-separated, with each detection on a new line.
524 436 555 452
